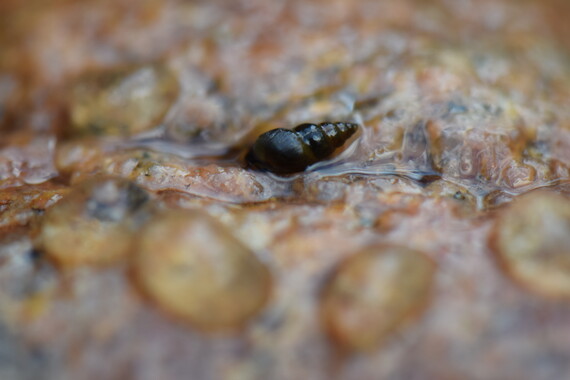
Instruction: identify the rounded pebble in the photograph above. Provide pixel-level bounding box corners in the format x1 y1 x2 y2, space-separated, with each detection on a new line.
40 177 149 267
133 209 271 330
491 190 570 298
69 64 179 136
320 245 435 351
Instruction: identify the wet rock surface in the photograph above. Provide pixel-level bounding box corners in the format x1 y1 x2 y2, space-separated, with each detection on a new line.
1 0 570 379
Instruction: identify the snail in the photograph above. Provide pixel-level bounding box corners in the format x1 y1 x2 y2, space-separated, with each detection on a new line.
246 122 359 174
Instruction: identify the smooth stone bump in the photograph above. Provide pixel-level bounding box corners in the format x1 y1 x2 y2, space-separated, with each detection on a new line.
40 177 149 268
133 209 272 330
491 190 570 298
320 244 435 351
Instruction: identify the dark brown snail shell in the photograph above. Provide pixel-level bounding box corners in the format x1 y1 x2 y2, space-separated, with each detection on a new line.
246 122 359 174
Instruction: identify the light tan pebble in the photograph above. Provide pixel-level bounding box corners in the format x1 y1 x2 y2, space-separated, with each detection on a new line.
133 209 271 330
491 190 570 298
69 64 179 136
320 245 435 351
40 176 149 267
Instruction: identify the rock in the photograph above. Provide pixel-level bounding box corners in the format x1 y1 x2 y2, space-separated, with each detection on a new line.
133 208 271 330
68 64 179 136
320 244 435 351
40 177 149 267
491 190 570 298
